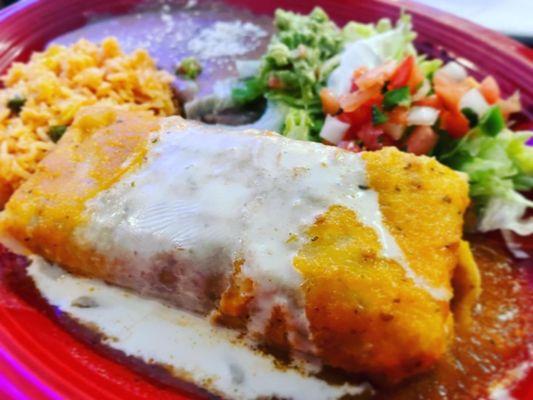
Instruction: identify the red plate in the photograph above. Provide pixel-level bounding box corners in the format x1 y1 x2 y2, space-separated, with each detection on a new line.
0 1 531 399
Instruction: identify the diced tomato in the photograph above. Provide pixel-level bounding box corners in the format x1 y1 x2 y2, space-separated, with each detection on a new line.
338 105 372 127
355 60 397 90
380 134 396 147
338 94 384 139
479 76 501 105
434 77 468 111
342 126 358 141
356 122 384 150
433 73 476 111
407 63 425 93
339 86 382 113
434 82 463 111
387 56 425 93
337 140 361 152
349 67 368 92
339 107 373 140
337 111 351 124
350 79 358 93
338 84 386 141
414 94 443 109
383 122 404 140
389 56 414 90
352 66 368 81
320 87 340 115
431 71 481 138
406 126 439 155
388 106 409 125
441 109 470 138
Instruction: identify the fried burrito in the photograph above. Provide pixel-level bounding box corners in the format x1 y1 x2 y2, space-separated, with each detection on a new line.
1 107 480 382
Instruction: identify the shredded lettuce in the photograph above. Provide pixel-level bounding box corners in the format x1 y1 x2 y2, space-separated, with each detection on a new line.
342 18 393 41
437 126 533 235
358 13 416 62
342 14 415 58
282 108 316 141
418 57 443 79
327 13 416 97
478 194 532 236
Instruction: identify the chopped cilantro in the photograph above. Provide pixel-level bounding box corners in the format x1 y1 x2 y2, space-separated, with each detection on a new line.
383 86 410 110
371 105 388 125
479 106 505 137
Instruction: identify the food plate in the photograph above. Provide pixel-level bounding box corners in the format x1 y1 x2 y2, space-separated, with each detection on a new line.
0 0 531 399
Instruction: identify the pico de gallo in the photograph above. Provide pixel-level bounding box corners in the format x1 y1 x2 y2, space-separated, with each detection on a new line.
232 7 532 239
318 57 520 154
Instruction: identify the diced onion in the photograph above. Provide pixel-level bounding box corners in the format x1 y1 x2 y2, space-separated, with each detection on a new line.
319 115 350 144
459 88 490 118
412 79 431 101
438 61 467 82
407 106 440 126
383 123 404 140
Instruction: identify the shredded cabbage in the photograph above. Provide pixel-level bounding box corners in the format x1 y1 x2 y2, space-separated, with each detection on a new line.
418 58 443 78
438 128 533 235
360 13 416 61
478 195 532 235
282 108 316 141
327 14 416 96
342 14 415 58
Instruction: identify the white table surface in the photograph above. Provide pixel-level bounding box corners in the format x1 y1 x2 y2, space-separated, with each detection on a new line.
414 0 533 40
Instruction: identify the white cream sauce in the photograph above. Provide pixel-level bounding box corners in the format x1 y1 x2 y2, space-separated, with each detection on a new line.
76 118 449 354
28 257 372 400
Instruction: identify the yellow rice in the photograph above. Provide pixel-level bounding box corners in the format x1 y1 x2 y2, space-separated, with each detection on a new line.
0 37 176 194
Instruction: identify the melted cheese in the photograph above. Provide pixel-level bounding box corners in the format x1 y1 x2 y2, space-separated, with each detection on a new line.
75 117 450 355
28 257 371 400
0 107 158 271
